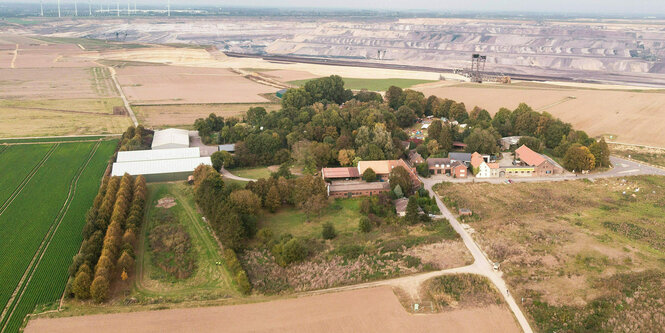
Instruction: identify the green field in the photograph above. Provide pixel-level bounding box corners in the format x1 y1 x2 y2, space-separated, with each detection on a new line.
288 78 437 91
0 136 117 144
135 183 239 301
228 167 272 180
0 140 117 333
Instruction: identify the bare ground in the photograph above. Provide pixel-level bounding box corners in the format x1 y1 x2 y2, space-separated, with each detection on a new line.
25 286 519 333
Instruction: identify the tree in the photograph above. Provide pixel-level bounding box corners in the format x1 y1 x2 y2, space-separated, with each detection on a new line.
517 136 543 153
389 166 413 195
416 162 430 177
338 149 355 166
245 106 267 126
589 138 611 168
449 102 468 122
72 269 92 300
564 144 596 172
211 151 234 171
90 275 110 303
492 107 513 136
229 189 262 216
281 87 311 109
404 196 419 225
386 86 404 109
265 186 281 213
358 216 372 233
393 184 404 198
464 128 499 155
362 168 377 182
395 105 417 128
117 251 134 274
322 222 337 240
427 140 439 156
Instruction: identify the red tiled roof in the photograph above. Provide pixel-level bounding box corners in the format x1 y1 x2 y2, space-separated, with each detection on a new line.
322 167 360 179
471 152 484 168
515 145 545 166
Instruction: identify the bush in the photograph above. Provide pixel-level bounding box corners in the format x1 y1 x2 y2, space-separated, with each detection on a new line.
359 216 372 233
322 222 337 240
222 248 252 294
282 238 308 265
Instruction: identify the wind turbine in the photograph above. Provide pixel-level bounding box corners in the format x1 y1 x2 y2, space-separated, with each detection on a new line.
168 0 171 17
116 1 119 16
40 0 44 16
89 0 92 16
57 0 61 17
74 0 78 16
127 1 130 16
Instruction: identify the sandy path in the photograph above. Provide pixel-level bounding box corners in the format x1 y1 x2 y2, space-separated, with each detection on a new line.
25 286 519 333
10 44 17 69
106 66 138 126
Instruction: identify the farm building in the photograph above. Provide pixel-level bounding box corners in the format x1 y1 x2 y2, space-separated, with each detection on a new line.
111 157 212 182
321 167 361 181
514 145 564 176
116 147 201 163
152 128 190 150
357 159 421 187
500 136 522 150
448 152 473 166
426 158 468 178
327 181 390 198
276 89 287 98
112 147 211 182
408 151 425 166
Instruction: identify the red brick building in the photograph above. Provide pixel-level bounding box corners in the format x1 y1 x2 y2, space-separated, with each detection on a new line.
514 145 564 176
327 181 391 198
426 158 468 178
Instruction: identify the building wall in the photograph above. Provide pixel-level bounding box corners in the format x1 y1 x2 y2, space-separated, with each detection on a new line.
143 171 193 182
452 166 467 178
329 188 390 198
503 167 534 177
535 161 563 176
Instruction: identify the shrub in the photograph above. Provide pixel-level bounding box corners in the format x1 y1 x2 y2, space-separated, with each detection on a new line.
235 270 252 295
359 216 372 233
362 168 377 182
282 238 308 265
322 222 337 240
90 275 110 303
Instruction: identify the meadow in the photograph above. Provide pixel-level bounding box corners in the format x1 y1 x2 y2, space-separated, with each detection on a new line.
435 176 665 331
0 139 117 333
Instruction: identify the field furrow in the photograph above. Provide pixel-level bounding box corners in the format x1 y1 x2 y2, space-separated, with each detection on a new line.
0 143 95 322
1 141 116 333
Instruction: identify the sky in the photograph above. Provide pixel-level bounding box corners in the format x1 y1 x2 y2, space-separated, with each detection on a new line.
16 0 665 16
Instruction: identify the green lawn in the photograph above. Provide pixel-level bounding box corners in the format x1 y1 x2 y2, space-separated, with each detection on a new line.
228 167 272 180
288 78 437 91
258 198 363 239
136 183 239 300
0 140 117 332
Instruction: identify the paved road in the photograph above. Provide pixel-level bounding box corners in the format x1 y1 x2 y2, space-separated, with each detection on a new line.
434 156 665 184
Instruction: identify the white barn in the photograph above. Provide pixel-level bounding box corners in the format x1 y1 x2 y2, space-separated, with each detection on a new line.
112 147 211 182
117 147 201 163
152 128 190 150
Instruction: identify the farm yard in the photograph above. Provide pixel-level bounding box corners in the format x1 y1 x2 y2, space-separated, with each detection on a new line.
0 138 117 333
114 65 279 104
434 176 665 332
415 82 665 147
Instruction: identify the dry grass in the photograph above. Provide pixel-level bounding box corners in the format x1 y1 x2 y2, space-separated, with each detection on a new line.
133 103 280 127
434 176 665 331
0 107 131 137
416 83 665 147
609 143 665 168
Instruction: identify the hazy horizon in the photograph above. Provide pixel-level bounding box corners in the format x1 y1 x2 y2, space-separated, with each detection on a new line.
5 0 665 16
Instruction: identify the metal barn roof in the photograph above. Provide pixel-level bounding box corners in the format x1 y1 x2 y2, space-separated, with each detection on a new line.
116 147 201 163
218 144 236 152
151 128 190 149
111 157 212 177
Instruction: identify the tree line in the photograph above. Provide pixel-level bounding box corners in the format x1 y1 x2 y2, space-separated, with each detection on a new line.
67 174 147 302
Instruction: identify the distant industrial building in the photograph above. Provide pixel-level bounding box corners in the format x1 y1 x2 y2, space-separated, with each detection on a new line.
151 128 190 150
111 147 211 182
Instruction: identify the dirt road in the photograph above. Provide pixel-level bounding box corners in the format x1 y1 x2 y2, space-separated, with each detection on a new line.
25 286 519 333
106 66 138 126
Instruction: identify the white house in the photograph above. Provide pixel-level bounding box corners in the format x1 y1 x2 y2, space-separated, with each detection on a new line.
476 161 500 178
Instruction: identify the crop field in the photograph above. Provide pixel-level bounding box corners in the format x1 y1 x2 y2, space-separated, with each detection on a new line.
415 82 665 147
435 176 665 331
0 139 117 333
289 77 437 91
133 103 280 127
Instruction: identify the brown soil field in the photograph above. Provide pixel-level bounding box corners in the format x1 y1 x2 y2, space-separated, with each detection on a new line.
133 103 280 127
415 82 665 147
25 287 519 333
0 67 117 99
115 65 278 104
260 69 321 82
